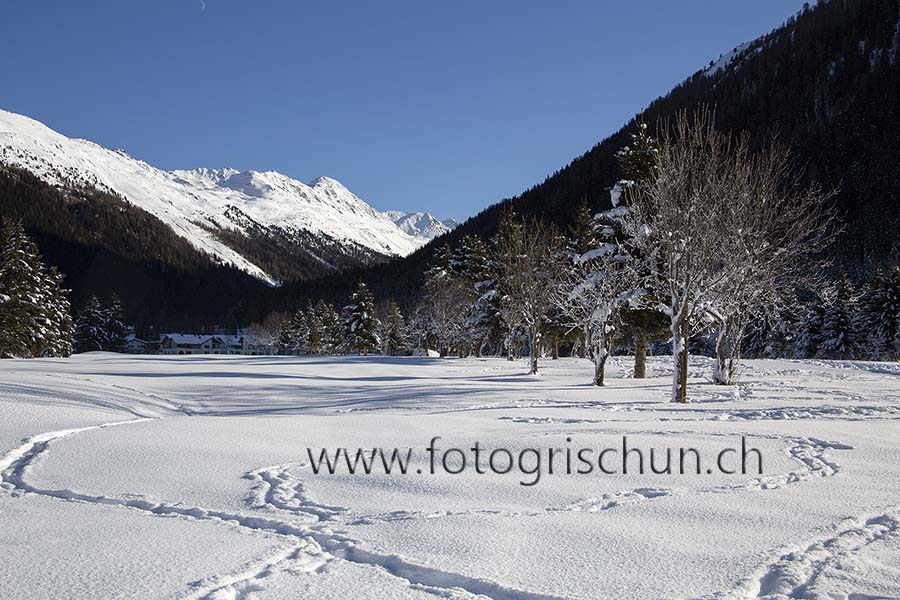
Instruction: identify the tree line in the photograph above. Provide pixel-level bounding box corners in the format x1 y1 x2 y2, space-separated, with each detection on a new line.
388 109 895 403
270 108 899 404
254 283 408 358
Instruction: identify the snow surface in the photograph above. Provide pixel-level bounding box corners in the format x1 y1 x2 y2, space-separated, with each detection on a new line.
0 109 424 284
704 42 753 77
384 210 459 242
1 354 900 599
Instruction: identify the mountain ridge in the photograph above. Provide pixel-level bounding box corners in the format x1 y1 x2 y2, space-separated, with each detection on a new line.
0 108 429 284
384 210 459 242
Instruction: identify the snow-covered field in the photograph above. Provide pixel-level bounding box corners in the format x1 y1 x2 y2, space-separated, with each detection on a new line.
1 354 899 600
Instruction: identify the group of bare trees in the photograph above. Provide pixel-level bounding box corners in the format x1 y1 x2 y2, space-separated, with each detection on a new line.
414 107 835 402
494 215 564 375
620 108 835 402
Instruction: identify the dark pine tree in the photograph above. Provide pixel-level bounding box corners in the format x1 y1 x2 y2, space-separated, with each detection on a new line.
74 295 107 354
344 281 380 355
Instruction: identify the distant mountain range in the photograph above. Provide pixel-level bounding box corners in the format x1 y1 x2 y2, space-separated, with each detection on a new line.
383 211 459 242
0 109 454 285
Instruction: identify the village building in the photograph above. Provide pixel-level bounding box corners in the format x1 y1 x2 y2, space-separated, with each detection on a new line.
158 334 268 355
123 335 159 354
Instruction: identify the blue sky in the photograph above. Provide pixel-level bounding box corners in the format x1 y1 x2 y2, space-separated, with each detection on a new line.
2 1 805 221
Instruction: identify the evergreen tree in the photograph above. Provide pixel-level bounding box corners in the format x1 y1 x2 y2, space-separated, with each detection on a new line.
104 294 128 353
743 316 771 358
21 237 55 357
0 219 74 358
41 266 74 357
74 295 108 353
317 300 342 355
795 288 833 359
468 236 503 356
449 236 485 356
616 121 658 185
276 320 294 356
305 299 323 355
288 307 309 355
861 267 900 360
744 305 800 359
817 277 865 359
344 282 380 355
560 198 599 359
381 299 407 356
613 124 668 378
0 220 32 357
569 197 598 256
765 307 800 359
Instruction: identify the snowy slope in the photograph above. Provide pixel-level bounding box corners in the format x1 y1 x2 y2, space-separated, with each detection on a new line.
704 41 753 76
0 109 423 284
384 210 459 242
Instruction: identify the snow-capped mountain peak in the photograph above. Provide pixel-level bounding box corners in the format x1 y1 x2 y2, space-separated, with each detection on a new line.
384 210 459 242
0 108 432 284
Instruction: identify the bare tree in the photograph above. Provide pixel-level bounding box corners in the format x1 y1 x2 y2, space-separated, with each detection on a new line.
421 274 471 358
624 108 836 401
623 109 754 403
248 311 290 352
705 141 836 384
496 212 564 375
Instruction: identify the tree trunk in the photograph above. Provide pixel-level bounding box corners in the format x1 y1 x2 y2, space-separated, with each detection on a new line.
439 343 447 358
634 334 648 379
529 327 539 375
593 345 608 386
552 336 559 360
712 316 744 386
712 325 731 385
671 320 689 403
506 334 514 361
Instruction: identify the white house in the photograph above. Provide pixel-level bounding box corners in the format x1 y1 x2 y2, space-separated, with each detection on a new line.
220 335 268 355
123 335 158 354
159 334 227 355
158 334 267 355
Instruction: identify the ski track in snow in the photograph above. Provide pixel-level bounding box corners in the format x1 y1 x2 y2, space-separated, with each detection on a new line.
183 541 330 600
713 508 900 600
245 464 346 523
0 416 864 600
499 402 900 423
1 357 896 599
0 421 567 600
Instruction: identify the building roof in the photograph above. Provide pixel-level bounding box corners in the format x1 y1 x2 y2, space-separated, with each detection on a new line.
159 333 257 346
160 334 218 345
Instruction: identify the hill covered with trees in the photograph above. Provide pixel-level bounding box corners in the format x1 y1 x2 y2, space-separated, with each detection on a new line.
301 0 900 309
0 165 272 331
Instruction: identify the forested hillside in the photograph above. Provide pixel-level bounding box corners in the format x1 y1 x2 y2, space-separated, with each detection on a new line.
0 165 272 330
300 0 900 309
